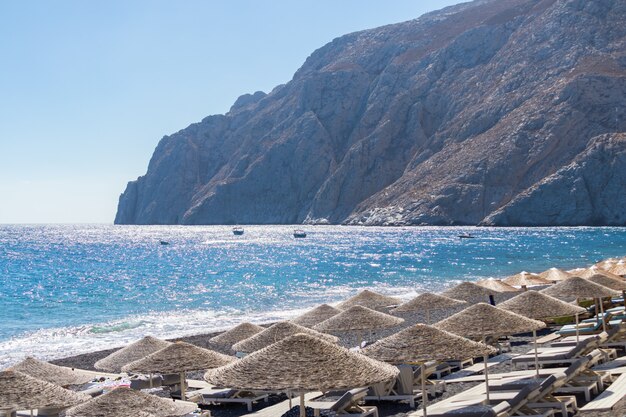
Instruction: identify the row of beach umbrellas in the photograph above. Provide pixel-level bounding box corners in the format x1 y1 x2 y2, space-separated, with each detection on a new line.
2 256 625 417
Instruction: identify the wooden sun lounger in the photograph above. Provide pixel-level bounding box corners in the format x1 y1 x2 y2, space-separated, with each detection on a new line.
536 332 562 344
309 388 379 416
579 373 626 412
443 353 516 381
187 387 269 411
244 391 322 417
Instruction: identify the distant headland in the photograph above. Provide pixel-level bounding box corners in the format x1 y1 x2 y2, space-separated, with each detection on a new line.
115 0 626 226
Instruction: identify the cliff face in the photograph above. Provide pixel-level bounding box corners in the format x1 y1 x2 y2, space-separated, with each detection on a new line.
115 0 626 226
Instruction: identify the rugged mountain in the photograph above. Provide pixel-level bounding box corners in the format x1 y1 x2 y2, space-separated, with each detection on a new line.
115 0 626 226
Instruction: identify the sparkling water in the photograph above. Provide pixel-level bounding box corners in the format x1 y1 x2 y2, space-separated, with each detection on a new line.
0 224 624 366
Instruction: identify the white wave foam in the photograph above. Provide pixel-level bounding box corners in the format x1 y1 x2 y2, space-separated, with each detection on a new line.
0 307 308 369
0 283 421 369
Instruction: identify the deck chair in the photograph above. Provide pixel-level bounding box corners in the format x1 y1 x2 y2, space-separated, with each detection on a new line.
187 387 269 411
511 337 600 369
365 365 421 407
129 374 163 390
491 375 576 417
310 388 378 417
552 356 600 402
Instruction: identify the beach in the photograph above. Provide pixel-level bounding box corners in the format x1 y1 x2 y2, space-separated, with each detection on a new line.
48 304 626 416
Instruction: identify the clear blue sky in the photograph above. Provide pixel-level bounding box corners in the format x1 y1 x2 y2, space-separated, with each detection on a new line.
0 0 461 223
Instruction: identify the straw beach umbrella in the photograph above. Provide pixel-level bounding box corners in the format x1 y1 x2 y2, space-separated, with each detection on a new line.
94 336 171 373
232 321 338 353
435 303 545 401
209 322 264 348
336 289 402 311
313 305 404 347
440 281 500 303
609 261 626 277
206 333 399 417
541 277 620 333
391 293 466 323
502 271 550 287
586 274 626 291
538 268 572 282
291 304 341 328
577 267 623 281
596 258 620 269
7 357 93 387
63 387 197 417
476 279 520 293
0 370 89 414
498 291 586 373
363 324 497 416
541 276 620 300
122 342 234 400
586 274 626 310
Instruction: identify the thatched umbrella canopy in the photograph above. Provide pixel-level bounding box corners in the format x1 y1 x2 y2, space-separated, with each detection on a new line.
233 321 338 353
476 279 520 293
538 268 572 282
336 289 402 311
577 267 623 281
313 305 404 332
502 271 550 287
609 261 626 277
391 293 466 323
63 387 197 417
435 303 545 340
440 281 499 303
7 357 93 387
94 336 171 373
498 290 587 374
362 324 496 416
291 304 341 328
209 322 264 347
205 333 399 417
314 305 404 347
540 276 620 300
498 291 586 320
595 258 620 270
122 341 235 400
362 324 497 364
586 274 626 291
0 370 89 411
541 277 620 334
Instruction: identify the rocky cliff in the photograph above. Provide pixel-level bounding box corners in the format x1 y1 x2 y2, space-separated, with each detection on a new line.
115 0 626 226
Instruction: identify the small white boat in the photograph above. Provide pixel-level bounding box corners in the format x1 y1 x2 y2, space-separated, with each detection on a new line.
293 229 307 238
233 227 244 236
458 233 475 239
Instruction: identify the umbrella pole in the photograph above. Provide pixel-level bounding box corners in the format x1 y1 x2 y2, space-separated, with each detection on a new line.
482 337 490 403
600 297 607 333
426 309 430 324
300 391 306 417
288 390 292 408
180 371 186 400
533 330 539 377
149 372 153 389
421 363 428 417
575 312 580 344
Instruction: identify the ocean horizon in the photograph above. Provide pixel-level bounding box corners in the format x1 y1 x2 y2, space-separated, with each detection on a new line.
0 224 624 367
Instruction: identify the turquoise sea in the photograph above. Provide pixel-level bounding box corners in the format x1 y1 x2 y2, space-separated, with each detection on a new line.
0 225 625 367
